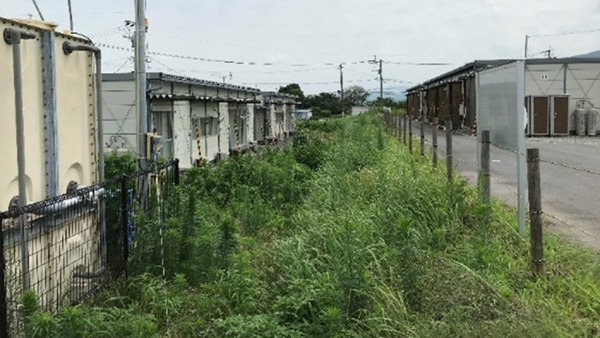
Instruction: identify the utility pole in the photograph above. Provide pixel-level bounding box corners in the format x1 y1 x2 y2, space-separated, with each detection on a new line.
524 34 529 59
369 56 384 106
135 0 149 209
379 59 383 102
339 63 344 116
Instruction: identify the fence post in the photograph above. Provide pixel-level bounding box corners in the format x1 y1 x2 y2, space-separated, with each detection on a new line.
445 83 453 182
174 159 180 186
403 114 407 145
481 130 491 204
432 117 438 166
120 176 129 277
408 110 413 153
0 214 7 338
527 148 544 275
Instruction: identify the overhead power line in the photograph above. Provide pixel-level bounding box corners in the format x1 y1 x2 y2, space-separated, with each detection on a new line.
242 78 379 86
96 42 453 68
530 28 600 38
383 60 452 66
96 43 341 66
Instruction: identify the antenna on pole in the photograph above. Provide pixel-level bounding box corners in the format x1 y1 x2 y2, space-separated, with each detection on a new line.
67 0 73 31
31 0 45 20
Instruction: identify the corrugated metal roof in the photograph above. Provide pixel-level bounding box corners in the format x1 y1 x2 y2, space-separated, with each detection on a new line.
148 93 259 103
103 72 261 94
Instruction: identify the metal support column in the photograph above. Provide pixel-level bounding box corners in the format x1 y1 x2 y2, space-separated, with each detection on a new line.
41 31 60 198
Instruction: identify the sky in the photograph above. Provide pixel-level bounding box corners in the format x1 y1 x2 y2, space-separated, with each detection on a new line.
1 0 599 96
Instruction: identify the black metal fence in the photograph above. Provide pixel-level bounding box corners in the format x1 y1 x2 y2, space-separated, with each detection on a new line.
0 159 179 338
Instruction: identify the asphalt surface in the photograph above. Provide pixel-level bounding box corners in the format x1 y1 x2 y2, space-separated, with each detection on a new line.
403 120 600 250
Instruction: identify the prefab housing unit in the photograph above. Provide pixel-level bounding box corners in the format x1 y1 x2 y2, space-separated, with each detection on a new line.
406 58 600 136
0 17 104 317
260 92 297 141
102 73 261 168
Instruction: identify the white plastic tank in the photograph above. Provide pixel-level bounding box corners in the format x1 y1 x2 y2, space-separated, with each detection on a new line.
586 109 598 136
575 109 587 136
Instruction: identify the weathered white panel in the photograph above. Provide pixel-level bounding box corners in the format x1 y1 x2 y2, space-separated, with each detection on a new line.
173 101 192 168
525 64 565 96
55 35 96 191
172 82 189 96
218 102 229 158
0 20 45 207
246 103 255 143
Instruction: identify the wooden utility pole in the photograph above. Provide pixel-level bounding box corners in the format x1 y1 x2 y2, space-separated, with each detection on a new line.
379 59 383 102
527 148 544 275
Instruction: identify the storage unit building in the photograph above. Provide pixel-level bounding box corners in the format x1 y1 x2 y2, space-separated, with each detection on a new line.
260 92 297 141
406 58 600 136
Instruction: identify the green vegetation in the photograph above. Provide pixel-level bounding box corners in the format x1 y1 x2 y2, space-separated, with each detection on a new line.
24 114 600 337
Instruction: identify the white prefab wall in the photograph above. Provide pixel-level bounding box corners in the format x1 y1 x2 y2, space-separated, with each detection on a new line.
205 102 220 161
246 103 255 144
173 100 192 168
525 62 600 133
103 81 137 152
218 102 230 159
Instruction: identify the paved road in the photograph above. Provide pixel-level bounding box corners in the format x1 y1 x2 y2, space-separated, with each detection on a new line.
403 120 600 250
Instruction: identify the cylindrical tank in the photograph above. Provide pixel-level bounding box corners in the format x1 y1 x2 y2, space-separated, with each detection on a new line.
575 109 587 136
587 109 598 136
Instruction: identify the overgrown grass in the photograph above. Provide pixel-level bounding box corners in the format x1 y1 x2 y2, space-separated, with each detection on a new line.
24 114 600 337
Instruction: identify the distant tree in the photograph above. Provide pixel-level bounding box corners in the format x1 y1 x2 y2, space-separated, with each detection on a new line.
344 86 370 107
278 83 305 103
305 92 341 115
369 97 404 109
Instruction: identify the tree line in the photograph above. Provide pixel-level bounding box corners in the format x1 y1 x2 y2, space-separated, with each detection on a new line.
278 83 406 118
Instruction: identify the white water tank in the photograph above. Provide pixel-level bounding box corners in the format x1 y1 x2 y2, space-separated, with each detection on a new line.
587 109 598 136
575 109 587 136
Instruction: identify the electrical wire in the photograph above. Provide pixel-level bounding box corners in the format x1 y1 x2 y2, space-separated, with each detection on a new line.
96 42 453 68
530 28 600 38
241 78 378 86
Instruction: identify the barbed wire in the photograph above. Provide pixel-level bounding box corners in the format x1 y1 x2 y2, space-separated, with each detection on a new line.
402 124 600 243
538 158 600 176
